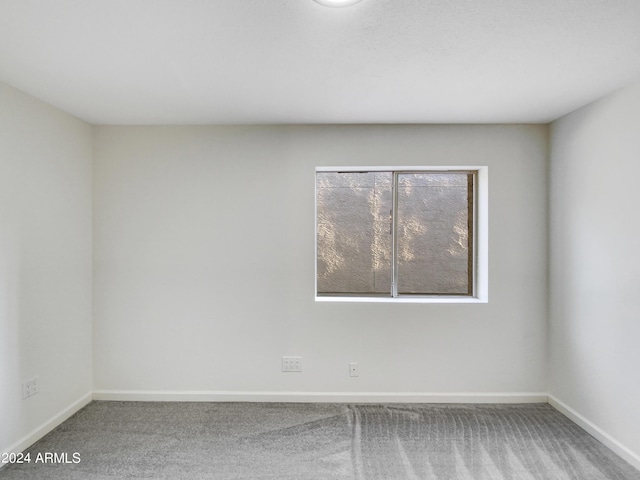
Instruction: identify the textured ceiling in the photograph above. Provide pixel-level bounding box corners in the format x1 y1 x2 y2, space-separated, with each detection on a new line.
1 0 639 125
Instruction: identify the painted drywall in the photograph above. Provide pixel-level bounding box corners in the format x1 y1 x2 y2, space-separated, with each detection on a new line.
549 80 640 462
93 124 548 395
0 82 93 453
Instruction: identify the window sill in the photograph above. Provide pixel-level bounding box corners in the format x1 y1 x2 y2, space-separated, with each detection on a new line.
315 296 488 304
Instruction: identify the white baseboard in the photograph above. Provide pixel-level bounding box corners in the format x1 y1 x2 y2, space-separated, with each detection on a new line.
548 395 640 472
92 390 548 404
2 392 92 456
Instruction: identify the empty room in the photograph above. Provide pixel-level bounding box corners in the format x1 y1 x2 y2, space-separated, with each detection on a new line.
1 0 639 478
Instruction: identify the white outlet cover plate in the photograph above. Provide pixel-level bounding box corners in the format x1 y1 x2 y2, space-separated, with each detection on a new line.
282 356 302 372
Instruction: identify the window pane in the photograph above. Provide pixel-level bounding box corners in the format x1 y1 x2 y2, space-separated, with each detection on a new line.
396 172 472 295
316 172 392 294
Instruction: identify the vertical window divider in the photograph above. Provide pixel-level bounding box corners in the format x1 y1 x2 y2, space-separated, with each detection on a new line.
391 172 399 298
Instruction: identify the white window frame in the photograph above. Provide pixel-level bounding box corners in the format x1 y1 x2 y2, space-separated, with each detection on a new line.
315 166 488 304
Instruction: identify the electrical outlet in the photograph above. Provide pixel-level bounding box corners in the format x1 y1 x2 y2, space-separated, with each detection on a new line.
22 377 39 399
349 362 359 377
282 356 302 372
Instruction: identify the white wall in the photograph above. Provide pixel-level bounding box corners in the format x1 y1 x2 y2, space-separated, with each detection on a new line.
0 82 93 453
549 80 640 464
93 124 548 397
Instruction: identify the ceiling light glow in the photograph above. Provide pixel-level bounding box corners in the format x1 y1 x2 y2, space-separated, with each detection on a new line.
313 0 363 7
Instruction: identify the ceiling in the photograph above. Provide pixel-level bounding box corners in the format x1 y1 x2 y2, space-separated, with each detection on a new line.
1 0 639 125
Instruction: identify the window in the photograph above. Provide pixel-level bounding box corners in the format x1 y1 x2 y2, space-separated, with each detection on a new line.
315 167 487 302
